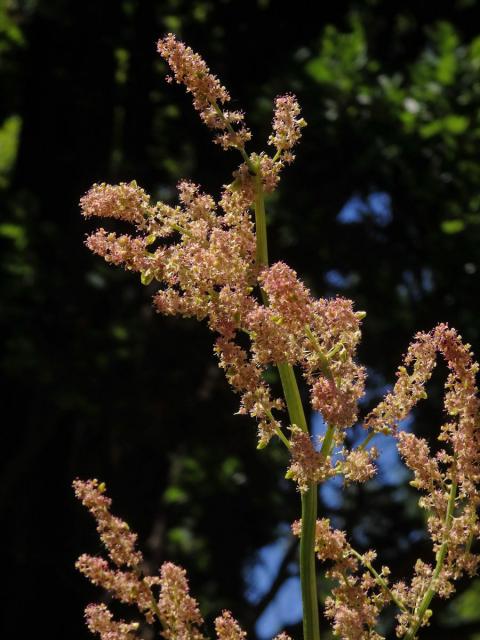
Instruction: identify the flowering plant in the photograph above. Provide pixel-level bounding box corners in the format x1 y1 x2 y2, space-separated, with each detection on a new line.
75 34 480 640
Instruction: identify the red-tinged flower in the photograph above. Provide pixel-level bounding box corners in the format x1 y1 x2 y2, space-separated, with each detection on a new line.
158 562 206 640
85 603 140 640
214 611 246 640
157 34 250 151
269 94 306 162
80 182 152 225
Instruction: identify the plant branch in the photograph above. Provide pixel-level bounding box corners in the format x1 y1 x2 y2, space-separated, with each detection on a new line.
210 100 256 172
404 477 458 640
348 548 408 612
253 172 320 640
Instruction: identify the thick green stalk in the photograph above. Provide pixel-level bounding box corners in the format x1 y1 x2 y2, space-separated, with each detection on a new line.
300 481 320 640
254 171 269 271
404 478 457 640
254 171 320 640
278 364 320 640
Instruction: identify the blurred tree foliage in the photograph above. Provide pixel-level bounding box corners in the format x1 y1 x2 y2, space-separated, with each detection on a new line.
2 1 480 638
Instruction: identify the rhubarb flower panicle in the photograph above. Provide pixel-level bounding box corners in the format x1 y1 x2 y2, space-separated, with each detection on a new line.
85 604 140 640
158 562 206 640
269 94 306 164
305 298 366 437
81 38 314 452
157 34 251 152
73 478 142 568
74 480 206 639
361 324 480 635
214 611 247 640
293 519 392 640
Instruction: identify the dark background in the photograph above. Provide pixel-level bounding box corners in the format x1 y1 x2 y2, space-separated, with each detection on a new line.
2 1 480 638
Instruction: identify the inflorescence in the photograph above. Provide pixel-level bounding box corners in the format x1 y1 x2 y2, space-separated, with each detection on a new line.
77 34 480 640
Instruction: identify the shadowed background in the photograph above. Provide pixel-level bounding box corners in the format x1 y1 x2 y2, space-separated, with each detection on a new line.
2 1 480 637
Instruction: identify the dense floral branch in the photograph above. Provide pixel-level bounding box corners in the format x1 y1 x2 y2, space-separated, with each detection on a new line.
77 33 480 640
74 479 291 640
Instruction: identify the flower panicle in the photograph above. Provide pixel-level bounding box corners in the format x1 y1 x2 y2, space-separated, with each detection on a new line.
214 611 247 640
74 479 207 638
269 93 307 164
359 324 480 635
80 39 369 457
80 181 153 225
158 562 206 640
293 518 391 640
73 478 143 568
85 604 140 640
157 33 251 152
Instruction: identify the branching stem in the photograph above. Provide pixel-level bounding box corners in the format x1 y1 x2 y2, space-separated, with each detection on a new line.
404 477 458 640
348 547 408 612
252 168 320 640
210 100 256 172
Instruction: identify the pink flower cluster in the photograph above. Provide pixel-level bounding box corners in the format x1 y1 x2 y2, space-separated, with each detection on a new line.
157 562 206 640
85 603 139 640
74 479 160 625
75 479 291 640
157 34 251 152
74 479 208 639
78 35 480 639
80 181 152 225
269 94 307 164
288 323 480 638
74 478 142 568
80 35 376 493
364 325 480 584
81 173 367 475
293 519 392 640
383 325 479 635
287 427 336 492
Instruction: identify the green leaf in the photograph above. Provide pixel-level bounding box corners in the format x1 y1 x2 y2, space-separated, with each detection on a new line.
163 486 188 504
443 114 469 134
141 271 154 285
441 219 465 233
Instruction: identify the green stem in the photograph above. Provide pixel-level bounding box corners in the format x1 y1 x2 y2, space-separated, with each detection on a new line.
319 423 335 457
265 407 291 449
300 483 320 640
254 172 269 272
275 425 292 449
254 164 320 639
170 222 194 238
404 478 458 640
134 569 163 624
349 548 407 612
305 325 335 383
277 362 308 433
357 431 376 451
278 360 320 640
210 100 256 172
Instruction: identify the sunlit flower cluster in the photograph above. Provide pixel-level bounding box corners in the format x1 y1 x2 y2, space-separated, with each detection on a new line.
81 176 366 475
289 323 480 638
85 603 139 640
78 34 480 640
75 480 291 640
157 34 251 151
269 94 307 164
293 518 392 640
